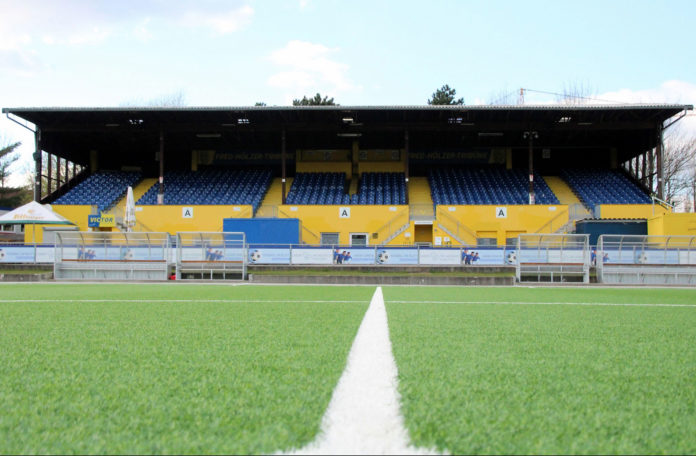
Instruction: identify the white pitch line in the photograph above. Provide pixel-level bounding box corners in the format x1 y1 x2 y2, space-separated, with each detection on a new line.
0 299 367 304
286 287 439 456
389 300 696 308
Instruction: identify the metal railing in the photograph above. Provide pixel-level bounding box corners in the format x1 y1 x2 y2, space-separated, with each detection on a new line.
436 210 477 245
374 208 410 244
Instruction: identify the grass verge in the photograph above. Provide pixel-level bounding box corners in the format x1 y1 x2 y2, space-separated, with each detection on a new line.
0 284 372 454
384 286 696 454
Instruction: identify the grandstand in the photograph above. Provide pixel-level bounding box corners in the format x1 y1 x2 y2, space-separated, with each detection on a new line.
53 170 141 213
560 168 652 211
2 104 692 246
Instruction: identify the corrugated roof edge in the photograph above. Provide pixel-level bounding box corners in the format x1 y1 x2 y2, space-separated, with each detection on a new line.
2 104 693 113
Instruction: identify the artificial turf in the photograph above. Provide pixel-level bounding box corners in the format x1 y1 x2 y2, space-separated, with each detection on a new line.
0 284 372 454
384 286 696 454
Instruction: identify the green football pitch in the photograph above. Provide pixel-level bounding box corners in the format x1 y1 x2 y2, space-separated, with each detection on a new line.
1 283 695 454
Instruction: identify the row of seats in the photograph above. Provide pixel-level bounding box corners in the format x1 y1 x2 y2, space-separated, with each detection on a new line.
136 170 272 212
561 169 651 209
354 172 406 205
285 172 408 205
429 167 559 205
286 173 347 205
53 171 142 212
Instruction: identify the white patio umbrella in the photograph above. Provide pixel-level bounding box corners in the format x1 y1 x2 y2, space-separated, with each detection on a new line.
124 186 136 232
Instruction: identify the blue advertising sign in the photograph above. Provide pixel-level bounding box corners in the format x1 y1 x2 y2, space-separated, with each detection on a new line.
375 248 418 265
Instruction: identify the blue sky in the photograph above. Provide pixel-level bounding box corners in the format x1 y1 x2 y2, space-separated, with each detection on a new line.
2 0 695 183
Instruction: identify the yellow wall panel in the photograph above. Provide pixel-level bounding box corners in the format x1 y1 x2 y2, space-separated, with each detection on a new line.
436 205 568 246
648 213 696 236
278 205 409 245
599 204 669 219
357 162 406 174
52 205 93 231
296 162 352 177
134 205 252 234
388 221 416 246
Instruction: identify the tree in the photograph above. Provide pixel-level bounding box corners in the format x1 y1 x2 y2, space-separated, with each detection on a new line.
292 93 336 106
428 84 464 105
0 140 30 207
119 90 187 107
661 130 696 207
0 141 20 190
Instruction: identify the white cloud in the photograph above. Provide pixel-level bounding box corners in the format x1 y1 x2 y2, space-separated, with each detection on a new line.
596 81 696 135
181 5 254 34
596 80 696 106
267 40 360 99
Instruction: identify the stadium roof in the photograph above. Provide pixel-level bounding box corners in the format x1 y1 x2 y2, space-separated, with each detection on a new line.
3 104 692 167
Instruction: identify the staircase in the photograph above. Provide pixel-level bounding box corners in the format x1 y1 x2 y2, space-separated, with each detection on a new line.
256 177 292 218
109 178 156 232
544 176 583 205
111 178 157 212
408 177 435 221
348 175 359 196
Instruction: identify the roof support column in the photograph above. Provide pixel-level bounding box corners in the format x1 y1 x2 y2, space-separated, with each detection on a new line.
281 128 287 205
404 130 409 205
656 124 664 200
524 130 538 205
157 130 165 205
641 151 647 187
56 156 62 189
33 128 42 202
47 152 53 197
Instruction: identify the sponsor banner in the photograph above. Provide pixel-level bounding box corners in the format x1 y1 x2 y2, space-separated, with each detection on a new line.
419 248 460 265
87 214 115 228
333 248 374 265
375 248 418 265
0 246 36 263
679 251 696 265
180 247 243 262
632 249 677 265
518 250 547 263
248 248 291 264
70 246 168 261
548 249 585 263
36 247 55 263
292 248 333 265
462 249 508 265
601 249 679 265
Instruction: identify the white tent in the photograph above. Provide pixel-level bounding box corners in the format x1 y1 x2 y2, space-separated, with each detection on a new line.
0 201 75 242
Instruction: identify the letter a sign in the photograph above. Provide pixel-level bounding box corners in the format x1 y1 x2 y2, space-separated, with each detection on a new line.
339 207 351 218
182 207 194 218
496 207 507 218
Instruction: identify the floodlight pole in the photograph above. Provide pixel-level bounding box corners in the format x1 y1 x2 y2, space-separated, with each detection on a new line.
524 131 538 205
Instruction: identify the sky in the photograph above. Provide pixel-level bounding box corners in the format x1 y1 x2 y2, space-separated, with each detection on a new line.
1 0 695 185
